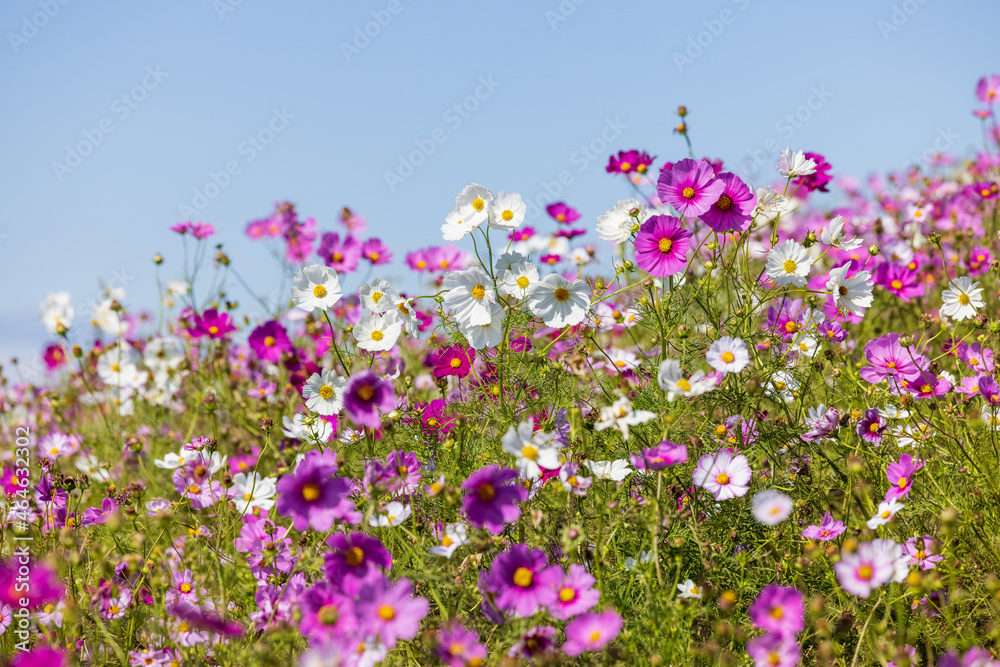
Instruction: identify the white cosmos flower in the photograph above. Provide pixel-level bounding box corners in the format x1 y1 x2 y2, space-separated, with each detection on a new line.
677 579 703 599
441 206 480 241
391 297 421 335
459 302 505 350
767 371 800 402
706 336 750 374
657 359 715 401
596 198 648 244
354 312 403 352
428 523 469 558
493 251 530 276
369 501 412 527
454 183 493 227
776 147 817 177
526 274 591 327
92 298 127 336
359 278 398 314
593 394 657 440
75 454 112 482
583 459 633 482
282 413 334 443
499 261 539 300
826 265 875 317
291 264 343 312
144 337 185 373
231 472 277 513
820 216 862 251
866 498 904 530
982 405 1000 430
624 550 653 571
302 369 346 415
97 345 141 386
766 240 811 287
751 489 794 526
502 420 562 480
154 451 192 469
489 191 526 231
568 247 592 265
442 267 497 326
940 277 984 322
754 187 789 216
41 292 74 334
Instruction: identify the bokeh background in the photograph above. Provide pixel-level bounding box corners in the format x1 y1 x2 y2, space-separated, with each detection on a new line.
2 0 997 375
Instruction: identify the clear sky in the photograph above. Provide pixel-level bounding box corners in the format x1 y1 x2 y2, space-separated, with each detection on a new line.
2 0 997 376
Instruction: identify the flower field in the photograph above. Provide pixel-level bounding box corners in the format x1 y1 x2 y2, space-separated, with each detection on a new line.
4 75 1000 666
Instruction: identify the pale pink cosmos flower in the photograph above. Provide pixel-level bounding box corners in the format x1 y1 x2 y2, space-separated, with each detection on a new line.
692 450 751 501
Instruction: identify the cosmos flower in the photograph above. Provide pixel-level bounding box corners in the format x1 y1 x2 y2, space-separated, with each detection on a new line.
525 274 591 328
706 336 750 374
633 215 692 277
776 147 817 177
343 371 395 429
248 321 292 363
693 450 752 501
656 158 725 217
751 490 794 526
275 450 352 532
461 465 527 534
802 512 846 541
749 585 805 635
698 172 756 232
940 276 985 321
766 240 811 287
291 264 342 311
480 544 561 618
355 576 429 649
562 610 623 656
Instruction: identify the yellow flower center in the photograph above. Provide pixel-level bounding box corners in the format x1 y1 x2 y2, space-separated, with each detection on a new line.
357 385 375 401
869 422 880 433
377 605 396 620
319 385 334 399
559 587 576 602
590 631 602 642
676 378 691 392
513 567 533 588
516 276 529 289
920 384 931 393
716 472 730 485
313 285 327 298
522 445 538 460
371 291 383 303
472 197 485 211
958 293 970 305
897 476 908 488
915 550 927 560
721 351 735 364
658 238 673 253
857 565 873 580
501 210 514 222
716 194 732 210
881 510 891 519
770 606 784 619
302 483 321 501
180 583 192 593
370 330 384 342
442 535 454 547
477 484 495 501
782 259 798 273
553 287 570 302
345 546 364 566
208 326 219 335
620 161 632 171
318 604 339 625
890 280 903 290
682 187 695 199
471 285 486 300
264 336 276 347
450 358 462 368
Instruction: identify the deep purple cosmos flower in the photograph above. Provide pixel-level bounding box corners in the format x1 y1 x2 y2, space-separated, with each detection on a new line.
299 582 358 640
0 559 63 608
563 610 623 656
81 497 118 526
355 575 429 649
508 625 559 661
462 465 528 534
905 369 951 399
630 441 688 471
343 371 395 429
324 532 392 594
248 321 292 363
549 564 600 620
481 545 561 618
634 215 692 277
795 152 833 192
317 232 362 273
656 158 725 217
875 263 925 302
802 511 846 541
429 345 475 379
699 172 756 232
275 450 352 532
546 202 581 224
190 308 236 339
857 408 886 445
749 585 805 635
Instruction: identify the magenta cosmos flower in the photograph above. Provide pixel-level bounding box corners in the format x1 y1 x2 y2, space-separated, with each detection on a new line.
549 564 600 620
802 511 846 541
546 202 581 224
275 450 352 532
692 449 752 501
749 585 804 635
699 172 756 232
634 215 692 277
461 464 527 533
343 371 395 429
482 544 561 618
435 623 488 667
298 582 358 640
0 559 63 608
885 453 923 501
976 74 1000 104
563 610 623 656
875 263 925 302
248 321 292 363
795 152 833 192
747 633 801 667
656 158 725 217
429 345 475 379
190 308 236 339
324 532 392 594
630 441 688 472
856 408 886 445
355 575 429 649
859 333 925 387
903 535 944 571
317 232 362 273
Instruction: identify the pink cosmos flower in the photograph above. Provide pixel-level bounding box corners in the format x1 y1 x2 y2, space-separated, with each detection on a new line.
190 308 236 339
885 453 923 501
875 263 925 302
355 576 429 649
248 321 292 363
546 202 581 224
859 333 926 387
692 449 752 501
563 610 623 656
656 158 725 217
42 344 68 370
802 511 846 541
549 564 600 620
747 633 801 667
749 585 804 635
317 232 362 273
361 238 393 265
698 172 756 232
834 540 900 598
976 74 1000 104
903 535 944 571
633 215 692 277
406 249 430 272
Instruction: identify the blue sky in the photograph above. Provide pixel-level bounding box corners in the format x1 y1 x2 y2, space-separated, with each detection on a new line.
2 0 997 374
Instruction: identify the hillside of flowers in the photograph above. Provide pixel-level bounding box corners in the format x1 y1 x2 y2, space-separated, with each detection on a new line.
2 76 1000 666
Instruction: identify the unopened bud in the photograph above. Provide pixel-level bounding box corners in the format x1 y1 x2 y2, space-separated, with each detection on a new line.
677 105 688 117
867 244 880 257
153 253 164 265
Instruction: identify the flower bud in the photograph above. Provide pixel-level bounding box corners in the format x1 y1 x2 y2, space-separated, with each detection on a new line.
868 244 880 256
677 105 688 117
